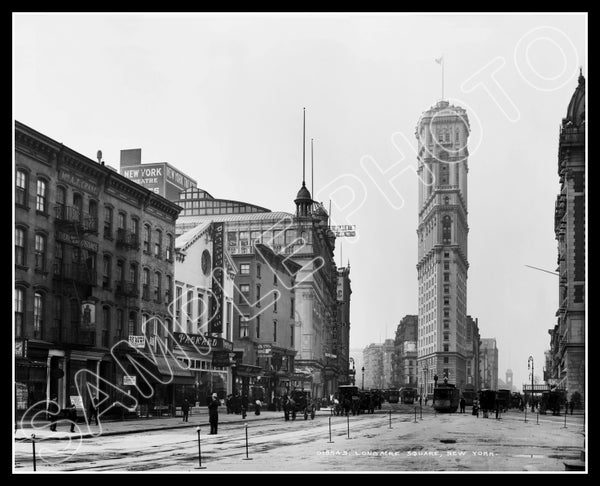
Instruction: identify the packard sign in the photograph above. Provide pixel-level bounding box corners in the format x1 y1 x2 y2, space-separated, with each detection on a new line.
174 332 233 352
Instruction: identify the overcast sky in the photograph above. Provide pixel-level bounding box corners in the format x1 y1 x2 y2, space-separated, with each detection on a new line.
13 12 587 391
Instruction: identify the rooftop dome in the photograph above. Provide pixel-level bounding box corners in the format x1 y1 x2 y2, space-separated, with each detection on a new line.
565 71 585 127
295 183 312 202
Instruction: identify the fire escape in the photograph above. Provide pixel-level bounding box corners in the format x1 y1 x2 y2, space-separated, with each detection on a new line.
52 204 98 347
114 225 140 348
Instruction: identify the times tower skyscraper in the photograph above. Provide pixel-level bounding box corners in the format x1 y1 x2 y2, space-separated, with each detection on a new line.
416 100 470 397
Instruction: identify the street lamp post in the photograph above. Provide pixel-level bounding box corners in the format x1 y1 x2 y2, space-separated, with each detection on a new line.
421 364 428 402
528 356 535 413
361 367 365 391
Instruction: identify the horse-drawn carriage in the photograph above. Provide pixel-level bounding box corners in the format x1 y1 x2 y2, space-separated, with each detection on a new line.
283 389 316 420
336 385 360 416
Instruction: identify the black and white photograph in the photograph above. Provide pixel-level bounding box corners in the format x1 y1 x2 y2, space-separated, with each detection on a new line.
12 11 587 473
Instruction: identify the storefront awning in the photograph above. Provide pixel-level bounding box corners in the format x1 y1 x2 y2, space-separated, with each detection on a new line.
16 358 47 368
136 353 196 385
234 364 262 377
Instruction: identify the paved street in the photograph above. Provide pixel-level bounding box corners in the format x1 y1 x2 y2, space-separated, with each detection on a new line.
14 405 586 472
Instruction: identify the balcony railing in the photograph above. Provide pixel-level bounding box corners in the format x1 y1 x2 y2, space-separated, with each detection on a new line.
53 262 97 286
72 328 96 346
116 228 140 250
48 327 95 346
115 280 140 298
54 206 98 232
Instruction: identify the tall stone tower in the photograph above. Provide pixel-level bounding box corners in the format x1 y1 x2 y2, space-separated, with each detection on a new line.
416 100 470 397
506 369 514 392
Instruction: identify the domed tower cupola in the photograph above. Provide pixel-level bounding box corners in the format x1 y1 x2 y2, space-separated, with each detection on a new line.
564 69 585 128
295 182 313 217
294 107 314 217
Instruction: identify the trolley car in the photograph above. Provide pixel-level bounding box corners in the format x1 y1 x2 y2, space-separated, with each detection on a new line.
400 387 418 404
387 388 400 404
432 383 459 413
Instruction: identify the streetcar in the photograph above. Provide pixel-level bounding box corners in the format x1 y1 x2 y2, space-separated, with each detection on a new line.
432 383 459 413
400 387 418 404
370 389 383 410
496 389 511 412
387 388 400 404
478 389 496 417
509 392 523 410
462 386 477 406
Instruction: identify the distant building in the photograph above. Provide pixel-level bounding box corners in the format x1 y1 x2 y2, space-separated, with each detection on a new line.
363 343 384 390
336 265 352 385
416 100 471 396
392 315 418 389
480 338 499 390
465 316 481 391
505 369 514 392
382 339 395 389
119 148 197 201
548 72 585 405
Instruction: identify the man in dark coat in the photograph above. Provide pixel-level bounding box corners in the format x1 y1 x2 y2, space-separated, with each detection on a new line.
181 398 190 422
241 394 248 419
67 401 77 433
88 397 99 425
48 396 59 431
208 393 219 434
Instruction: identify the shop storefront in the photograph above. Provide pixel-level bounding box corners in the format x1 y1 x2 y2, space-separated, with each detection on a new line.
172 331 234 406
15 339 49 419
232 363 262 402
112 348 195 416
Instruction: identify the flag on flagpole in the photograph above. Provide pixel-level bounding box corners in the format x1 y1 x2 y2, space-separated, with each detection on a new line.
435 56 444 65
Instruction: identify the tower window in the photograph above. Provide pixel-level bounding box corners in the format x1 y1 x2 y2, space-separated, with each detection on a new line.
442 216 452 244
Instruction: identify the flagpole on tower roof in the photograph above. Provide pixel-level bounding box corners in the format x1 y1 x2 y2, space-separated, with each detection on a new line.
435 55 444 101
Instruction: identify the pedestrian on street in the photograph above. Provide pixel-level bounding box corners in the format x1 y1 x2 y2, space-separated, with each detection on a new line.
208 393 219 435
88 397 99 425
241 394 248 419
67 401 77 433
424 396 428 406
226 394 233 414
459 397 466 413
181 398 190 422
48 395 59 431
569 400 574 415
255 399 262 415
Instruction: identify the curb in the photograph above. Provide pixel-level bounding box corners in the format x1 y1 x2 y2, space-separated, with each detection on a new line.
14 412 303 441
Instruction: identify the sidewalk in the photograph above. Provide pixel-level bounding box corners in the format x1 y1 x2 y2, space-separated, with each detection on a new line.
15 407 314 442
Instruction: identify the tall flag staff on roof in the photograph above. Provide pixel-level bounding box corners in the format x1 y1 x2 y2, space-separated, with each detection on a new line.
435 55 444 101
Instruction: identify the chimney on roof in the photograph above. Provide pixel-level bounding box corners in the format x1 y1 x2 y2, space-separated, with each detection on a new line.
120 148 142 168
